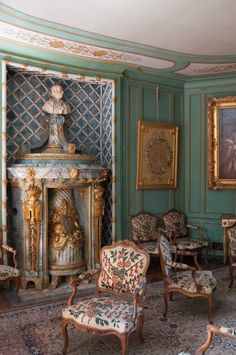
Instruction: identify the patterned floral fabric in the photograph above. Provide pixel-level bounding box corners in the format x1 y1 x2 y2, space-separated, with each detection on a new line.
168 270 217 294
139 241 159 255
0 265 20 280
62 297 142 333
98 244 149 295
131 213 158 242
176 238 208 250
165 261 191 270
158 234 173 275
171 247 197 256
219 326 236 337
228 228 236 258
163 210 188 238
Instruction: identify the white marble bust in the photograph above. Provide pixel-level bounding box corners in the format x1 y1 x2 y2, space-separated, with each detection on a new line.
42 85 71 115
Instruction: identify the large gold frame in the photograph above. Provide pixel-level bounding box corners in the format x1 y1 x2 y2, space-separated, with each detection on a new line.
136 121 178 189
208 96 236 190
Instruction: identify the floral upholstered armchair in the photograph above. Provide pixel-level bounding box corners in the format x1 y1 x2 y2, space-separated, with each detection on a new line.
131 212 159 256
61 240 150 355
227 224 236 288
162 209 208 270
158 233 217 322
0 244 21 301
196 323 236 354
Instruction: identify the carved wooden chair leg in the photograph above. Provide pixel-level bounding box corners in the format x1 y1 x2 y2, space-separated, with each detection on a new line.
120 333 128 355
61 319 70 355
169 292 173 301
137 314 145 343
207 296 213 323
193 254 201 270
163 290 169 317
229 266 234 288
15 277 21 302
195 324 214 355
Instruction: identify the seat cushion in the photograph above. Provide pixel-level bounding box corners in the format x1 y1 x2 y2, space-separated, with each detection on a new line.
176 238 208 250
140 241 159 255
168 270 217 294
0 265 20 281
62 297 142 333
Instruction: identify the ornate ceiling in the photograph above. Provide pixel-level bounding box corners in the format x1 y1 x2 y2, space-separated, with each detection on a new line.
1 1 236 79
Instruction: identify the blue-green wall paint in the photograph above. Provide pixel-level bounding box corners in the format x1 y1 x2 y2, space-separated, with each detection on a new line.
123 78 184 238
185 78 236 255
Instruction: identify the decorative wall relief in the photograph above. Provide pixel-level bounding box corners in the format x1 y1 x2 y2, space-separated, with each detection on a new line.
136 121 179 189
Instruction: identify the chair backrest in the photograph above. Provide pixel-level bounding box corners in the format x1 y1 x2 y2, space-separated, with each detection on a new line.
158 233 173 276
228 226 236 258
131 212 158 243
163 209 188 238
97 240 150 295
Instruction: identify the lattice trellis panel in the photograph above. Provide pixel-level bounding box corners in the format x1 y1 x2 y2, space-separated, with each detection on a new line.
7 68 113 245
101 83 113 246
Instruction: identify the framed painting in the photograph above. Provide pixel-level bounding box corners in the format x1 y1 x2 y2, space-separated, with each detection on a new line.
136 121 178 189
208 96 236 190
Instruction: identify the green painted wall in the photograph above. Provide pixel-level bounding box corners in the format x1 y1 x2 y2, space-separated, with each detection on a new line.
122 74 184 238
184 77 236 256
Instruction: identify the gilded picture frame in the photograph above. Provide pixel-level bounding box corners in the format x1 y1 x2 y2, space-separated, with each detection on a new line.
208 96 236 190
136 121 178 189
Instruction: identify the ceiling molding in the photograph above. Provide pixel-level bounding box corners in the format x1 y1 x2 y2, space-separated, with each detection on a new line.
1 2 236 79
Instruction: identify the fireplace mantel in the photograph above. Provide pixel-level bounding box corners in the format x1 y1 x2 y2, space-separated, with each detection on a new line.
8 157 108 289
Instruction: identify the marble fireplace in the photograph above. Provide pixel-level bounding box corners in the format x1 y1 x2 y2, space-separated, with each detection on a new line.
2 62 115 290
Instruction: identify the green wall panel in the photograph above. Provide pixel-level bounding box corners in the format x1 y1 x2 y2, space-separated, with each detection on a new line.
143 190 174 213
159 92 171 122
189 94 201 213
142 87 157 120
205 190 235 214
123 79 184 238
185 79 236 250
174 94 185 210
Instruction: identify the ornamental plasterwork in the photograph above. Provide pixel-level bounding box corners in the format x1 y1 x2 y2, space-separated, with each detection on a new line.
0 22 174 70
176 62 236 76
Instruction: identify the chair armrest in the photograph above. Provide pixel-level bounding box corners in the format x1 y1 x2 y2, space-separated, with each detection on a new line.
187 225 207 242
165 260 201 291
187 224 199 230
2 244 18 268
172 248 198 256
166 260 195 271
68 269 98 306
131 276 147 320
134 276 147 296
158 228 176 243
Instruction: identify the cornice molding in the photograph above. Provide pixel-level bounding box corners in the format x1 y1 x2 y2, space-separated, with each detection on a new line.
1 3 236 79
